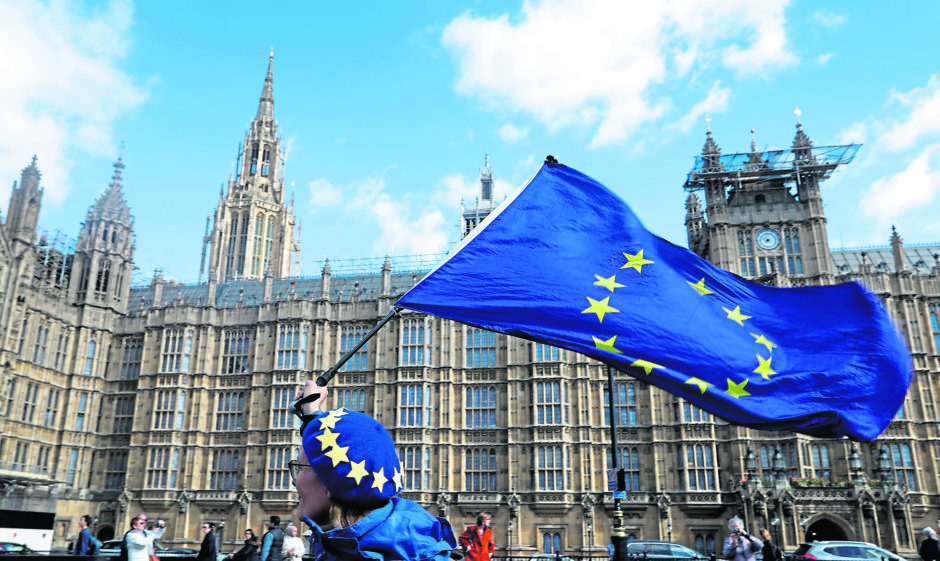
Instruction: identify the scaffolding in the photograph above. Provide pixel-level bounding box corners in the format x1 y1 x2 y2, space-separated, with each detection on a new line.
318 252 447 277
34 227 76 289
684 143 861 190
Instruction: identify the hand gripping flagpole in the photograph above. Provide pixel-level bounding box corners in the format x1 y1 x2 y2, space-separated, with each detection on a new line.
317 307 401 387
291 307 401 415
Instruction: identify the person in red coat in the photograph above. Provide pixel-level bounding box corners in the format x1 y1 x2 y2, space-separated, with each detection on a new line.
459 513 495 561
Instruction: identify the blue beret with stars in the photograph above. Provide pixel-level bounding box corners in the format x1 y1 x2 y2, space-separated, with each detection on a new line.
301 408 404 507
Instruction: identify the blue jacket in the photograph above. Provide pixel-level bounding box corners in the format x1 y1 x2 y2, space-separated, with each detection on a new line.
303 498 457 561
74 528 93 556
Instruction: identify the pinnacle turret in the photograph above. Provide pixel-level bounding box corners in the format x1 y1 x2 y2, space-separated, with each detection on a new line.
701 128 722 172
480 153 493 201
90 156 132 222
257 47 275 123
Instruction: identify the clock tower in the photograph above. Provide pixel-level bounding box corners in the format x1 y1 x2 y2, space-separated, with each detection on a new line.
683 117 860 286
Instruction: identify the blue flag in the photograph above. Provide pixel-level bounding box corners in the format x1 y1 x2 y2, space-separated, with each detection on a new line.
396 160 912 441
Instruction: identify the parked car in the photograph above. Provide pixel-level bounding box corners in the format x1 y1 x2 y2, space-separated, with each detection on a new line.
0 542 38 555
99 540 198 558
792 541 909 561
626 540 709 560
530 554 573 561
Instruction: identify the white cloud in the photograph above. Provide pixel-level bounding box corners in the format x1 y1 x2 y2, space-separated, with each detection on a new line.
859 144 940 227
347 178 450 256
817 53 835 66
322 167 521 257
499 123 529 143
442 0 795 148
437 173 477 207
0 0 148 205
813 11 846 28
837 121 868 145
668 81 730 133
308 178 343 208
879 75 940 152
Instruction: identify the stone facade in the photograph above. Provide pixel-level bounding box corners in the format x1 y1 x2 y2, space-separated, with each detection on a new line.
1 55 939 559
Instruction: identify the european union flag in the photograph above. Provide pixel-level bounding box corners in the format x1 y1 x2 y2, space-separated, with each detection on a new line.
396 160 912 441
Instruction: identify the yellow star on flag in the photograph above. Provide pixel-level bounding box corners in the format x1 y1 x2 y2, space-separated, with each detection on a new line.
345 459 368 485
371 467 389 491
754 355 777 380
621 249 654 273
594 274 625 292
685 377 713 394
687 278 714 296
723 305 752 327
316 428 340 451
324 445 350 467
751 333 777 353
392 468 404 491
592 335 622 354
330 408 349 417
630 359 664 375
582 296 619 322
318 413 341 430
726 378 751 398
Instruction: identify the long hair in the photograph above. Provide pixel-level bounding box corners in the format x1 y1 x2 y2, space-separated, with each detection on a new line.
328 497 387 529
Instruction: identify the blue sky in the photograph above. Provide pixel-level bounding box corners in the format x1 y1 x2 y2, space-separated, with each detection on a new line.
2 0 940 284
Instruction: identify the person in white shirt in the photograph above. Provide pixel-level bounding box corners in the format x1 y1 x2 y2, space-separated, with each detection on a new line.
125 515 166 561
281 525 305 561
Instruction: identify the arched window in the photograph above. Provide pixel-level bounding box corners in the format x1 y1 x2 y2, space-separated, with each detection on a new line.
542 533 562 554
84 338 96 375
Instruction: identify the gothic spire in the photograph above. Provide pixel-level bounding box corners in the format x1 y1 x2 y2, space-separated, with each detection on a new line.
91 156 131 222
256 47 275 122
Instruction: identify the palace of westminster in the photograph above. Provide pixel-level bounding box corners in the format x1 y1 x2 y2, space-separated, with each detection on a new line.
2 54 940 558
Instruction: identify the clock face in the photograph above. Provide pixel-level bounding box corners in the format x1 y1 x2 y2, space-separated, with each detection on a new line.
756 229 781 251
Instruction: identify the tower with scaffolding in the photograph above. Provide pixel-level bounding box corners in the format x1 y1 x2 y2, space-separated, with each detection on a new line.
683 115 860 285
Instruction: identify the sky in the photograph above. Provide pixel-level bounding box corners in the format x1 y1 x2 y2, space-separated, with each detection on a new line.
2 0 940 284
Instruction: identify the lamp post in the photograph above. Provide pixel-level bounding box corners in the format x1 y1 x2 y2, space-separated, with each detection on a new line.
745 447 759 483
876 446 894 493
771 447 787 483
507 518 514 557
849 445 866 485
770 512 780 545
744 446 759 532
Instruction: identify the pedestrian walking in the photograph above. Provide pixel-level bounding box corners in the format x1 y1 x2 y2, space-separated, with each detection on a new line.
921 528 940 561
229 529 260 561
282 525 305 561
260 517 284 561
759 529 782 561
74 515 96 556
198 523 217 561
459 513 495 561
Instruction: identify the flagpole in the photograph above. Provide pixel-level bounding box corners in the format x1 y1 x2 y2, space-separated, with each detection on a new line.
315 307 401 387
607 365 628 561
